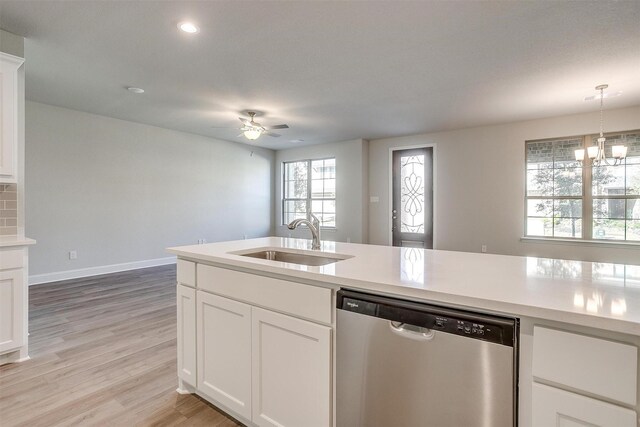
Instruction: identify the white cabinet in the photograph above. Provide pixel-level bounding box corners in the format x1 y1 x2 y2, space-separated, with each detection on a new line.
179 263 334 426
197 291 252 420
251 307 331 427
0 269 24 353
532 383 636 427
176 285 196 386
528 326 638 427
0 53 23 183
0 247 27 360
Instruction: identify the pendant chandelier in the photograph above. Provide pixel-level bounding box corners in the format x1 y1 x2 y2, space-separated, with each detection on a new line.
574 84 627 166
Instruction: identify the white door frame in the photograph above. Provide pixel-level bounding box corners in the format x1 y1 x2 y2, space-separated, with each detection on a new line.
387 143 437 247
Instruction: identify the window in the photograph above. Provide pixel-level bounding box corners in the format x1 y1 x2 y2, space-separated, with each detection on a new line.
525 131 640 242
283 158 336 227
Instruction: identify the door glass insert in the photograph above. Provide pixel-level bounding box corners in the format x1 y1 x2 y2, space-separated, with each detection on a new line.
400 154 425 233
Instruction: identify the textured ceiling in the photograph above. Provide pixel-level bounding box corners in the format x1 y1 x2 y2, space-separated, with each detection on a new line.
0 1 639 149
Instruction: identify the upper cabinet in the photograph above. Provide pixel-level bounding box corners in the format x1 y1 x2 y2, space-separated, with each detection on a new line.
0 52 24 183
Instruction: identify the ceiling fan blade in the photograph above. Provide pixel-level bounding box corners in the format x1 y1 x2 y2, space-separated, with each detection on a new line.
211 126 242 129
264 124 289 130
237 133 246 138
265 132 281 138
239 117 252 126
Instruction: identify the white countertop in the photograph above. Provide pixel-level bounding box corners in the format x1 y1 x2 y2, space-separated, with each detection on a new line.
0 235 36 247
167 237 640 335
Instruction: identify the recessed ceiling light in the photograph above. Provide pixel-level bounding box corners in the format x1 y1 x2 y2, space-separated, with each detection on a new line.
178 22 199 34
584 91 621 101
127 87 144 94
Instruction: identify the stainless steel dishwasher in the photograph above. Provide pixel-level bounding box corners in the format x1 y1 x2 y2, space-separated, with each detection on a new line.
336 290 518 427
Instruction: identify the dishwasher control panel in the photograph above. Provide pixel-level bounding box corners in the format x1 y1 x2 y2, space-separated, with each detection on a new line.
338 291 517 347
427 315 502 343
453 319 485 336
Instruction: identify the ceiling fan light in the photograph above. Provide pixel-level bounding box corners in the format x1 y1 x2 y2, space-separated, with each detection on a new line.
178 22 199 34
244 129 262 140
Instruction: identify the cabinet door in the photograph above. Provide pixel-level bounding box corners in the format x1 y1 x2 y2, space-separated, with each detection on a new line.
252 307 331 427
197 291 251 420
0 269 24 353
532 383 636 427
0 54 22 183
176 285 196 386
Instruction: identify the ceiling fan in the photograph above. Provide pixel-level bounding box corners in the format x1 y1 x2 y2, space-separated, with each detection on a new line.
213 111 289 141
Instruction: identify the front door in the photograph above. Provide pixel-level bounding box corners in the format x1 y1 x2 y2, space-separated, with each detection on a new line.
392 147 433 248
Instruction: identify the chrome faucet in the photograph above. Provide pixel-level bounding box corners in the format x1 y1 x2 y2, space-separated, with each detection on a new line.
288 213 322 250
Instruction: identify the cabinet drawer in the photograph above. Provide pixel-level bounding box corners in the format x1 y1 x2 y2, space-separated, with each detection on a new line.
197 265 332 325
533 326 637 405
0 249 24 270
177 260 196 287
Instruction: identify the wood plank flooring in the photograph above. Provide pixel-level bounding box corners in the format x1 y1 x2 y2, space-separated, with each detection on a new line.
0 265 242 427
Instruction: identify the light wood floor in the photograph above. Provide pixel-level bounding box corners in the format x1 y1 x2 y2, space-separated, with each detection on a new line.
0 265 242 427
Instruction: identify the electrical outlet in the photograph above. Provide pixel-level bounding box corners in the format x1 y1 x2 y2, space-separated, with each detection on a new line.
481 245 487 253
69 250 77 260
197 239 207 244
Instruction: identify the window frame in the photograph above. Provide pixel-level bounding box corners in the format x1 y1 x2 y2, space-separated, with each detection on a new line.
282 157 337 228
524 130 640 244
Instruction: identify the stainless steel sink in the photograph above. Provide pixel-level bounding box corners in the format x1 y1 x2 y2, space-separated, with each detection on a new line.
238 249 350 266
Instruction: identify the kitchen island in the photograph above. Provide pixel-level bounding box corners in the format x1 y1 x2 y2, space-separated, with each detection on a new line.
167 237 640 427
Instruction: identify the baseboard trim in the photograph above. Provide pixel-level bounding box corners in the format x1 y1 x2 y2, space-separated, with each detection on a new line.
29 256 177 286
177 379 196 394
0 350 29 366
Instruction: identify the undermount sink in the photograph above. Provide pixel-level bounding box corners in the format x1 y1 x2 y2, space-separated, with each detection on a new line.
236 249 352 266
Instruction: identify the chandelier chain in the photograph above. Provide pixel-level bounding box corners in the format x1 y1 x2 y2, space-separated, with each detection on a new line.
599 86 604 139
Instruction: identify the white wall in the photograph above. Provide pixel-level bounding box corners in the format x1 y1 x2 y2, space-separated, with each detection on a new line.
274 139 369 243
369 105 640 264
26 101 274 277
0 29 24 58
25 100 640 278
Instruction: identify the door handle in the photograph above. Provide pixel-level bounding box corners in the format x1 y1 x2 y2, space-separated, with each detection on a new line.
389 321 435 341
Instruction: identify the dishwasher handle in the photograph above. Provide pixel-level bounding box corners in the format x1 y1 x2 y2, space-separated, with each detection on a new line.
389 321 435 341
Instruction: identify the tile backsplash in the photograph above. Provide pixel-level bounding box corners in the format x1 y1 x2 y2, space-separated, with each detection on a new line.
0 184 18 235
